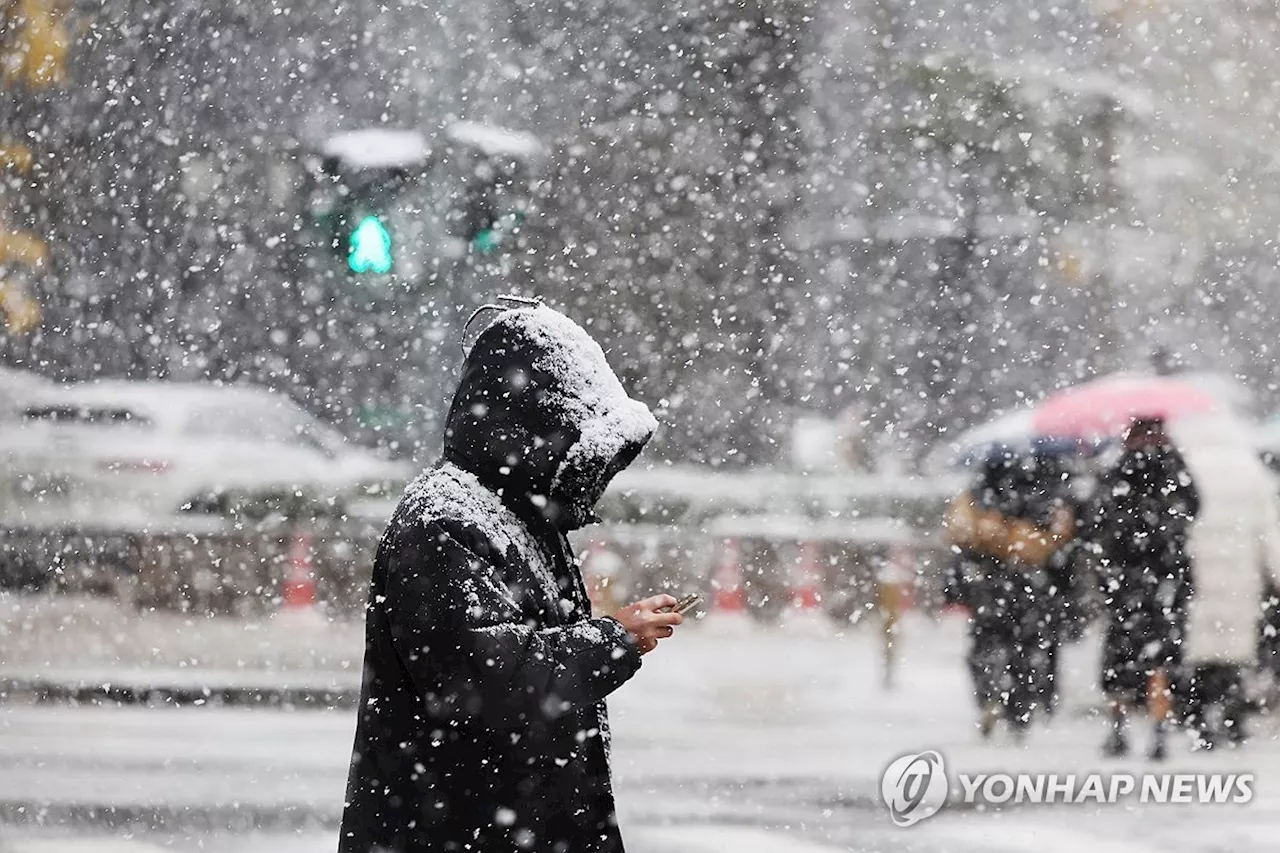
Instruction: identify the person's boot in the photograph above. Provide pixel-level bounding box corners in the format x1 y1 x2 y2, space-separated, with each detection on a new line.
1103 727 1129 757
1225 707 1249 746
1043 643 1060 719
1103 708 1129 758
1189 712 1216 751
1149 720 1168 761
1224 688 1249 746
979 701 1000 740
1010 714 1030 745
1100 712 1131 753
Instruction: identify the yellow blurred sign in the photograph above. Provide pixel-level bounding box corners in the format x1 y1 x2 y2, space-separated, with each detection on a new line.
1 0 74 89
0 225 48 267
0 1 66 334
0 222 48 335
0 140 33 173
0 280 40 333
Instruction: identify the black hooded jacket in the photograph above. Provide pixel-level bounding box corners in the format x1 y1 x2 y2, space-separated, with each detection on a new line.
1090 442 1200 574
340 305 658 853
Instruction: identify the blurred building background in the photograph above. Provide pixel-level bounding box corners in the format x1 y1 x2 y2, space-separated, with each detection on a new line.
4 0 1280 469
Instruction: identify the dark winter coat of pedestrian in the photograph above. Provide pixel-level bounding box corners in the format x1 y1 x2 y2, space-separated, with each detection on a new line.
1013 452 1085 715
944 450 1076 737
339 303 679 853
1088 416 1199 758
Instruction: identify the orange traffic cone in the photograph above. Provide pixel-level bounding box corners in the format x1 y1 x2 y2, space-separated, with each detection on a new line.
790 540 823 610
283 531 318 612
712 538 747 613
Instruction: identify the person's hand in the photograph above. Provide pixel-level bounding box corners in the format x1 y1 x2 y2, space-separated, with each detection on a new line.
612 594 684 654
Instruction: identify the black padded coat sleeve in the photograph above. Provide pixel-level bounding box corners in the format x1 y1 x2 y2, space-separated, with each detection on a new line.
381 521 642 727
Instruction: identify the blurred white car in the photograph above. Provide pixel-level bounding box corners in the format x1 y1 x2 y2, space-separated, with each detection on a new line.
0 380 413 532
0 366 54 422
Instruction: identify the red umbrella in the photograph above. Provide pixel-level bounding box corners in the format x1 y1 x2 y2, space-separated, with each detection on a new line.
1032 374 1219 441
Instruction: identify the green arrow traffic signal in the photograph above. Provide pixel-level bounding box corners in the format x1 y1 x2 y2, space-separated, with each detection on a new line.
348 215 393 274
471 227 500 255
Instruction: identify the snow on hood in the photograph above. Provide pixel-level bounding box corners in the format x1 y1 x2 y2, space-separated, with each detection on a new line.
501 305 656 497
443 303 657 529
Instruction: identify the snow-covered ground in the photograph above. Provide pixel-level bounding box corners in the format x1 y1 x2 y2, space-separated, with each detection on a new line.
0 825 847 853
2 602 1280 850
0 594 366 677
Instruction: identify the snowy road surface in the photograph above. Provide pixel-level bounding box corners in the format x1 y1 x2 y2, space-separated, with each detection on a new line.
4 613 1280 850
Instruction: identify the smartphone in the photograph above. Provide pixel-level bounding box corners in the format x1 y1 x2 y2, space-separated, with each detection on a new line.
661 593 702 615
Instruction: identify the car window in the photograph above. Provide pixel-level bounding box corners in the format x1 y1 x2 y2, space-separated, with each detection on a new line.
296 420 347 456
22 406 151 427
186 403 344 457
187 406 294 441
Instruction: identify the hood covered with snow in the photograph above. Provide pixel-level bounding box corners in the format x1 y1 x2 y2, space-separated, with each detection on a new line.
442 304 657 530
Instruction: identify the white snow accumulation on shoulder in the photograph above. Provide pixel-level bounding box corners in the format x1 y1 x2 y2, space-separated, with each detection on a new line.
406 463 558 593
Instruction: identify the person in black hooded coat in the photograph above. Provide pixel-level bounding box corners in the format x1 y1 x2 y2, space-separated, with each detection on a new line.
339 303 679 853
1088 416 1199 759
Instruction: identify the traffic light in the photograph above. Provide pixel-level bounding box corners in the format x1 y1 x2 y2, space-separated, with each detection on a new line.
0 281 40 333
469 210 527 255
303 125 544 280
348 214 393 274
471 226 500 255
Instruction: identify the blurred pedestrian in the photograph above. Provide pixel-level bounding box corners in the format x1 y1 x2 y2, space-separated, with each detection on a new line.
1173 414 1280 749
340 302 679 853
1089 416 1199 760
944 447 1076 739
1019 450 1086 716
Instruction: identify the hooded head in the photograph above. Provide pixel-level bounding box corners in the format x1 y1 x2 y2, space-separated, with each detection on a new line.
1125 415 1169 451
973 447 1021 514
442 304 657 530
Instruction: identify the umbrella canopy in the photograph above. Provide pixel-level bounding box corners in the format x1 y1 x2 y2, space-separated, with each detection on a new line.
1033 374 1219 441
928 408 1086 470
934 373 1238 471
